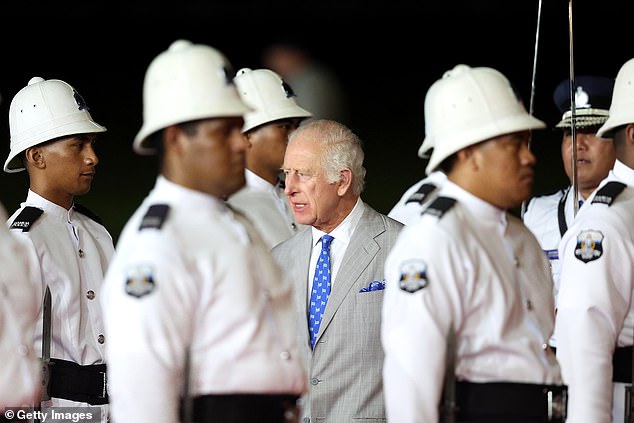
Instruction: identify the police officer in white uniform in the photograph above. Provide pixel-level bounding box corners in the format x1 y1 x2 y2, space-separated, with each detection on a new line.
523 75 615 312
382 64 565 422
101 40 306 423
388 136 447 226
0 202 40 410
228 67 312 248
555 58 634 423
4 77 112 421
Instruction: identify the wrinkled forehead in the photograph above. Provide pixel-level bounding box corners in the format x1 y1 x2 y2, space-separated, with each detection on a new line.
284 136 321 168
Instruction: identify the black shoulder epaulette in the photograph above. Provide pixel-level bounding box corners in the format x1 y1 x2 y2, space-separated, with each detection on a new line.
9 206 43 232
591 181 626 206
422 196 456 219
405 183 438 205
73 203 103 225
139 204 170 231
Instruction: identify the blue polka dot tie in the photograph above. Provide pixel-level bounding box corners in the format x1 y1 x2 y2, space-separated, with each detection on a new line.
308 234 334 349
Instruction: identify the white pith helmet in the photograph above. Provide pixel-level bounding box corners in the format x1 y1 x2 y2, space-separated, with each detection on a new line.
233 68 312 133
597 58 634 138
134 39 251 155
4 77 106 173
424 64 545 175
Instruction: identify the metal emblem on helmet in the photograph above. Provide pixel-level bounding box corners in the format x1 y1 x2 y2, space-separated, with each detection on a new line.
73 90 89 111
125 264 156 298
575 85 590 109
574 229 604 263
398 259 429 293
282 81 297 98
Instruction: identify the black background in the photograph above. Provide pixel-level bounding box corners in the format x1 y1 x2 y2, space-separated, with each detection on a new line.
1 1 632 241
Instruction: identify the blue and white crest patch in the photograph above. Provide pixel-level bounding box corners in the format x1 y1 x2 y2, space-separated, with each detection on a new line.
574 230 604 263
398 259 428 293
125 264 156 298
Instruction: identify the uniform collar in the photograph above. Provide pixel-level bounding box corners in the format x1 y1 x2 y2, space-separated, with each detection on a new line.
611 159 634 186
153 175 227 213
26 190 75 220
442 180 508 232
245 169 276 194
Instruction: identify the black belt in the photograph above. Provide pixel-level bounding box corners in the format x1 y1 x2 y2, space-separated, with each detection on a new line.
552 345 632 383
180 393 299 423
451 381 567 422
47 358 108 405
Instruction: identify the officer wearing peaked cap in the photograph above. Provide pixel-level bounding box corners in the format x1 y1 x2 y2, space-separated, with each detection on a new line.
555 59 634 422
382 64 566 422
523 75 616 332
4 76 113 421
100 40 306 423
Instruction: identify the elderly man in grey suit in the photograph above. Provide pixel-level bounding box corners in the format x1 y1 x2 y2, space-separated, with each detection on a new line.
273 119 403 422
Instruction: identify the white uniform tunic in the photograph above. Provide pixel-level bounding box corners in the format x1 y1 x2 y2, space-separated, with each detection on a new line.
227 169 306 249
7 190 113 419
382 181 561 423
0 204 40 409
387 170 446 226
555 159 634 423
102 176 307 423
523 186 579 308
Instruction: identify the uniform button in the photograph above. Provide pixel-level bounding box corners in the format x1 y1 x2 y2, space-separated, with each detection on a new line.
302 418 310 423
86 290 95 300
542 343 549 350
280 350 291 360
97 334 105 344
513 256 520 267
310 378 319 385
526 300 533 311
291 223 297 230
79 249 85 258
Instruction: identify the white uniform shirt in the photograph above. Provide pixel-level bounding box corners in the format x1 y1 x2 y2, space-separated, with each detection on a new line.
555 159 634 423
387 170 447 226
0 204 40 409
7 190 113 418
102 176 307 423
227 169 306 249
523 186 580 307
382 180 561 423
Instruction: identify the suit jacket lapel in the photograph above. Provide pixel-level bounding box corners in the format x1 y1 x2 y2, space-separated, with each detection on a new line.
315 206 385 343
293 229 314 349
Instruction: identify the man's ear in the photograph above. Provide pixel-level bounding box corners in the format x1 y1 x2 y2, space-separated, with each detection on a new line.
24 147 45 169
163 125 184 156
336 168 353 196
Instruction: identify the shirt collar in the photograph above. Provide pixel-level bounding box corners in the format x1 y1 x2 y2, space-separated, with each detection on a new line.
611 159 634 186
311 197 365 247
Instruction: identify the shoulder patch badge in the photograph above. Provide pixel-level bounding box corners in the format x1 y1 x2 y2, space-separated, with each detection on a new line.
139 204 170 231
125 264 156 298
398 259 429 293
9 206 43 232
592 181 626 206
423 196 456 219
405 183 438 205
574 229 604 263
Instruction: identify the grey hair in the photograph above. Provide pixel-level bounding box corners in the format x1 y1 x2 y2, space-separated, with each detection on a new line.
288 119 366 195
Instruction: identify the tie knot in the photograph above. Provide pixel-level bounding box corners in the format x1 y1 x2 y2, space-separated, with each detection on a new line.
321 234 334 250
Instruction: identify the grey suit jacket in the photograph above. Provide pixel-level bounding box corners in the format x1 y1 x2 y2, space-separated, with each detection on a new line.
272 202 403 422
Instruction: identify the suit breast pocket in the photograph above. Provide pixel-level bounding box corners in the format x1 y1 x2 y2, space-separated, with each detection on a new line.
355 290 385 305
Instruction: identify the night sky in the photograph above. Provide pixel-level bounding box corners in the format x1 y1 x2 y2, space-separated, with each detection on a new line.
1 1 632 240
